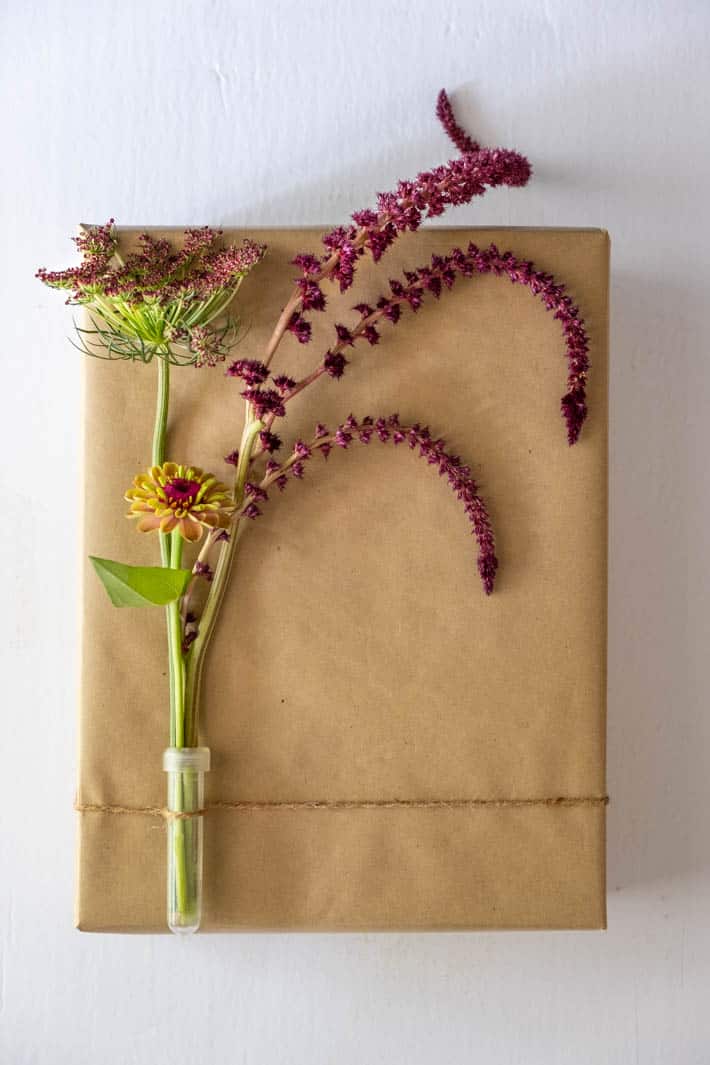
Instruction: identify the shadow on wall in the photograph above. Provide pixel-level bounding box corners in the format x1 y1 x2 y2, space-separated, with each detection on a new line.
606 266 699 894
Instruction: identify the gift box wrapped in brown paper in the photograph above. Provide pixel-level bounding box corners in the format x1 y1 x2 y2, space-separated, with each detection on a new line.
76 225 609 932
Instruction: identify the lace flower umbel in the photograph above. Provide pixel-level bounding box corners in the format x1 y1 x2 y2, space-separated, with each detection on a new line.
36 223 266 366
125 463 234 542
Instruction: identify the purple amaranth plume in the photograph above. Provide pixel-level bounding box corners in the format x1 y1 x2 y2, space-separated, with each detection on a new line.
254 243 589 446
218 89 592 613
232 414 498 595
260 89 531 368
318 138 531 291
284 244 590 445
238 388 286 419
434 88 480 154
225 358 270 385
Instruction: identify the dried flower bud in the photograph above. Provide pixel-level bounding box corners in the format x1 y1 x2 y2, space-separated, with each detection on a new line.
259 429 282 453
286 312 312 344
323 352 348 378
296 278 327 312
226 359 270 385
291 253 322 275
334 324 355 347
244 482 268 502
193 560 213 582
435 88 480 154
241 388 286 419
273 374 297 393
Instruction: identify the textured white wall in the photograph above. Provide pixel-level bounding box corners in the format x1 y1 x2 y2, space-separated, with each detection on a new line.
2 1 709 1062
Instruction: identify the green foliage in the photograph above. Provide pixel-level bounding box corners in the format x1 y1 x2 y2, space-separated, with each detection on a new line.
89 556 191 608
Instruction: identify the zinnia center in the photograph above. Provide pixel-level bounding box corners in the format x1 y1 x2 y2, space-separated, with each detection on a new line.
164 477 201 506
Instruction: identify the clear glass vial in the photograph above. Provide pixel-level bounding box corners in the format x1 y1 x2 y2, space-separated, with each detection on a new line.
162 746 210 935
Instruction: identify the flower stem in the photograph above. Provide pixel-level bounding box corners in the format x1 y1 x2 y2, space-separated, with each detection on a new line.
153 354 171 566
150 354 194 925
166 527 192 930
151 353 179 744
183 414 263 745
168 530 186 746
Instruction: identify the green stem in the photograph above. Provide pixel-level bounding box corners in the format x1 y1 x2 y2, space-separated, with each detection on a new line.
166 528 191 927
167 531 186 747
149 354 197 931
153 354 171 553
151 354 177 744
183 415 263 746
174 818 188 915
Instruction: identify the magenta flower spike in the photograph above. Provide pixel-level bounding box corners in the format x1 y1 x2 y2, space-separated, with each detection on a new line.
231 414 499 596
260 89 532 368
289 243 589 445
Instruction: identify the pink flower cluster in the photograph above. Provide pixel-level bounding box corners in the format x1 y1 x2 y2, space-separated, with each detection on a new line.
316 243 589 445
278 89 531 349
434 87 480 154
237 414 498 595
258 92 589 443
237 243 589 447
36 225 265 306
217 90 594 601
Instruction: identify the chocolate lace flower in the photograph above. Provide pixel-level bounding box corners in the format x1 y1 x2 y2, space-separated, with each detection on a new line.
37 224 266 366
125 463 234 542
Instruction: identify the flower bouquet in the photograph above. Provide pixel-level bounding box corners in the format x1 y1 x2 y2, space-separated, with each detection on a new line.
39 91 591 934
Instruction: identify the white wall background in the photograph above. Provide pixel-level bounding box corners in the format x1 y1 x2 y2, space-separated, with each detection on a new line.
2 1 708 1061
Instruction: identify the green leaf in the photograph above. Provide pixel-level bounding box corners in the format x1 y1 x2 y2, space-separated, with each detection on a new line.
89 556 191 608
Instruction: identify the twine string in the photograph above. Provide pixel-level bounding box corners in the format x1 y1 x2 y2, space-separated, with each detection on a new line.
74 795 609 820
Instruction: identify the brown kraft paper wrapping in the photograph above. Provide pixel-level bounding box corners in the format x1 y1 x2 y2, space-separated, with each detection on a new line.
76 226 609 932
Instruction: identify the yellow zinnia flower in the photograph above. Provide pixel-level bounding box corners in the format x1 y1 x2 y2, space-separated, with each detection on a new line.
125 463 234 542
